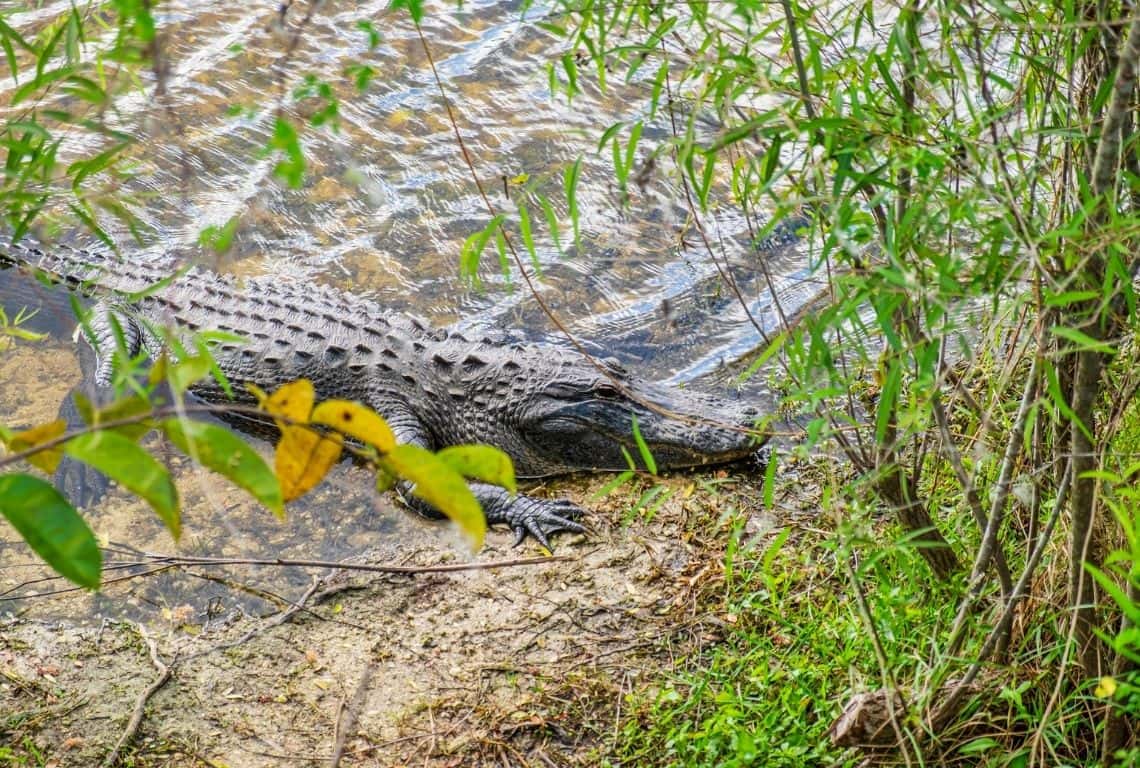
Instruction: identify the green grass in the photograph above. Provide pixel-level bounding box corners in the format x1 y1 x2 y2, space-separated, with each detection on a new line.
606 491 974 767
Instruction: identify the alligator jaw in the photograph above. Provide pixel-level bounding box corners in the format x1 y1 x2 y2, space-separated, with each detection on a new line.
514 376 764 476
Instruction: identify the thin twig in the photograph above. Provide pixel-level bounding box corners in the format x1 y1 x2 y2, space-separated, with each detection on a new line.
331 658 375 768
102 624 171 767
943 354 1042 660
930 393 1013 597
842 550 919 766
2 552 568 602
931 463 1071 730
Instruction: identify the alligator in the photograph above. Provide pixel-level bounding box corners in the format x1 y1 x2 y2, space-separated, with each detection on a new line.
0 237 765 547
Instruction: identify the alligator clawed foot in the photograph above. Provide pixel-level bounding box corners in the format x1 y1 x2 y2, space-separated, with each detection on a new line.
508 497 587 550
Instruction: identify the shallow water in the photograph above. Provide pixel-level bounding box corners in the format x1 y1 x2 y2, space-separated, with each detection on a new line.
0 0 811 621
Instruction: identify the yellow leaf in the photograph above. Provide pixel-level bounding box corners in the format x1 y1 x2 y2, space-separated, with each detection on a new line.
311 400 395 452
147 354 169 386
275 425 341 502
245 382 268 404
386 107 412 128
81 394 154 441
509 172 529 185
7 419 67 474
1095 676 1118 698
263 380 315 427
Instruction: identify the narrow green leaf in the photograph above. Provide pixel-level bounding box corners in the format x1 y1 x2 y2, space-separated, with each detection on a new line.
0 37 17 85
696 150 716 209
11 66 73 105
875 362 902 444
1045 275 1095 297
630 414 658 475
269 117 305 188
612 132 627 187
64 432 180 538
0 474 101 589
539 195 563 255
494 227 510 280
167 353 217 393
649 60 668 120
436 445 517 494
624 121 643 181
564 158 582 250
161 419 284 518
459 214 504 286
0 16 33 55
1087 562 1140 622
198 215 240 253
762 446 777 508
739 331 787 382
592 469 635 500
1050 326 1116 354
390 0 425 23
560 52 579 101
598 121 625 152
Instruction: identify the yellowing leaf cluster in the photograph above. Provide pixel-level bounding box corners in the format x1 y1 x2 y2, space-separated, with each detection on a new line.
249 380 507 550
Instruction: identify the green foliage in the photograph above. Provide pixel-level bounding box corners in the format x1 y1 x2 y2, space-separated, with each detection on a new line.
0 475 100 590
197 216 241 254
390 0 425 24
380 443 488 549
435 445 518 494
63 430 182 538
1 366 519 585
460 213 506 286
160 419 284 518
629 414 657 475
534 0 1140 759
269 117 306 189
0 3 145 238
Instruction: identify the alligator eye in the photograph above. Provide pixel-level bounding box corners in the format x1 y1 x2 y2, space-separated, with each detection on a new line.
595 382 622 399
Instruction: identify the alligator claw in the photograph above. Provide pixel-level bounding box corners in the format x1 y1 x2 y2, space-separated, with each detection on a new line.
505 496 587 549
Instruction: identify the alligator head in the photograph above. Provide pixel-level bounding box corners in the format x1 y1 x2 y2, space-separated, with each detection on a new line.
507 357 765 478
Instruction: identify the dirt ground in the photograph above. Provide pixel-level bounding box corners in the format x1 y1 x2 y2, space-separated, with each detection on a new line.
0 339 807 767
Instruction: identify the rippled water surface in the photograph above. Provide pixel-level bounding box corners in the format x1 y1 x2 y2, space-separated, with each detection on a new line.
0 0 816 619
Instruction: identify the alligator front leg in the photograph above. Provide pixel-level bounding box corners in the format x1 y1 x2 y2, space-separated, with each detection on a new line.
384 411 586 548
395 478 587 549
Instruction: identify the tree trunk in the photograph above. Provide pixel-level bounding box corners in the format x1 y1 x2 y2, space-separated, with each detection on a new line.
1069 346 1104 680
